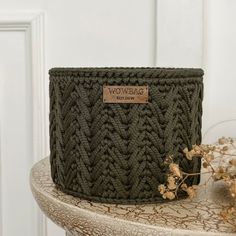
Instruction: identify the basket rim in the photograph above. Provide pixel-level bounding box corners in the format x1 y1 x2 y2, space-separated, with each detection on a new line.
49 67 204 79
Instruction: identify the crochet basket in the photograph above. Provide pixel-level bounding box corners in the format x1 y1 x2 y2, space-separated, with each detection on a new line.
49 67 204 204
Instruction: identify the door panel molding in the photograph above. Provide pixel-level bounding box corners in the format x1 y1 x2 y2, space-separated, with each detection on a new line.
0 11 47 236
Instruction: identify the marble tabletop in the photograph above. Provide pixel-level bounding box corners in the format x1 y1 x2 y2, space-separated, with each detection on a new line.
30 158 236 236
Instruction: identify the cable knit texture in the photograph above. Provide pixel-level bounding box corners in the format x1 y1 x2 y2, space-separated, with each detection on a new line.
49 67 204 204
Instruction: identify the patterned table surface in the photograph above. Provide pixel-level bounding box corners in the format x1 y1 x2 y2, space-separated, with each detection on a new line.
30 158 236 236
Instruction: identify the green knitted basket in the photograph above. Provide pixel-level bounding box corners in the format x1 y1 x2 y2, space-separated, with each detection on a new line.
49 67 204 204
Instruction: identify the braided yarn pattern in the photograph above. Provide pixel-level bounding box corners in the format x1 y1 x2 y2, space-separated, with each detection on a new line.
49 68 204 204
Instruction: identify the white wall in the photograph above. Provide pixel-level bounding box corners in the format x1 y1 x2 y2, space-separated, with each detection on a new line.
202 0 236 142
156 0 203 67
0 0 236 235
0 1 156 236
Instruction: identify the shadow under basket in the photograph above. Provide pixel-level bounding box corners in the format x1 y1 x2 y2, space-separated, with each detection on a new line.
49 67 204 204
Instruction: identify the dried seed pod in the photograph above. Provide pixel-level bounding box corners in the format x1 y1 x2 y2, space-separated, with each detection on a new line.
203 162 209 168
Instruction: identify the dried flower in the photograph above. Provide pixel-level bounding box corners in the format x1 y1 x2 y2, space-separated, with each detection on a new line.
192 145 202 153
181 183 188 191
229 159 236 166
160 137 236 228
214 167 227 180
163 191 175 200
229 180 236 198
169 163 182 178
201 144 211 153
183 148 196 160
185 186 197 199
202 162 209 168
205 154 214 163
158 184 166 195
222 146 229 151
219 137 227 145
227 165 236 177
167 176 177 190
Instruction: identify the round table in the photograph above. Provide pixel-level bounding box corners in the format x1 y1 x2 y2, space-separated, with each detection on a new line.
30 158 236 236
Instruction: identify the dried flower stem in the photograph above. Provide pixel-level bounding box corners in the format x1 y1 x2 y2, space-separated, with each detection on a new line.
174 175 189 197
158 137 236 229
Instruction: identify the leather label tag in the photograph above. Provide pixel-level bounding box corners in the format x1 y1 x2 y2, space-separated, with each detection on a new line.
103 85 148 104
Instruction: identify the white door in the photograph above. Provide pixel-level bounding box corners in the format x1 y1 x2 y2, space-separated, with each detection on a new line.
0 1 236 236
